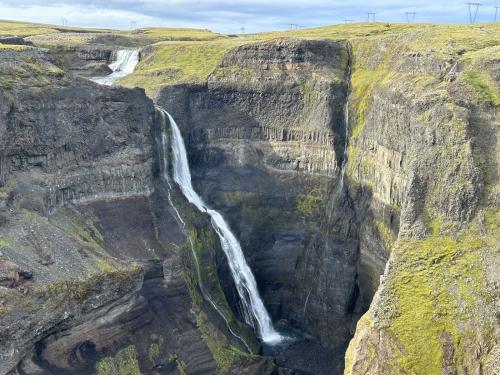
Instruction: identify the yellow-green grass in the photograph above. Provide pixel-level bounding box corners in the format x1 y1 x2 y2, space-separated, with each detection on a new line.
96 346 142 375
0 19 226 48
0 43 30 50
119 40 243 96
122 27 226 42
346 208 497 375
389 238 481 374
461 70 500 106
0 20 59 37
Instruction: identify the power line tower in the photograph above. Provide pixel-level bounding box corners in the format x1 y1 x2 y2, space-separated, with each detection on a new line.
289 23 299 30
366 12 376 22
495 6 500 22
240 26 245 34
61 18 68 26
466 3 482 24
405 12 417 23
344 19 355 23
130 20 137 30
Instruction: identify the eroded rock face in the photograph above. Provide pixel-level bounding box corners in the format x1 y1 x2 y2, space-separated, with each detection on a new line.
157 38 362 349
0 54 154 212
343 35 498 375
0 48 218 375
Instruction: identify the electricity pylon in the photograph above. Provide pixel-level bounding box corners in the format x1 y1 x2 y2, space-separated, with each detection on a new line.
466 3 482 24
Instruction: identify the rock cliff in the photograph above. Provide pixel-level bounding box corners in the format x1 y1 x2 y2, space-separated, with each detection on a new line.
0 46 218 375
0 22 498 375
343 27 499 375
156 28 499 374
158 38 360 360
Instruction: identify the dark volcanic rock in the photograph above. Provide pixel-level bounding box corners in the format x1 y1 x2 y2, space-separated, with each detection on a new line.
0 54 154 212
0 37 34 46
0 48 217 375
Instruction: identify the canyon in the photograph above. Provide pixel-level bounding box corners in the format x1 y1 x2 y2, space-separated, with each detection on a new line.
0 21 498 375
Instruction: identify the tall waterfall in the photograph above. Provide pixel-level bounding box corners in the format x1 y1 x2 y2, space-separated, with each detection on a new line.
157 107 283 344
91 49 140 86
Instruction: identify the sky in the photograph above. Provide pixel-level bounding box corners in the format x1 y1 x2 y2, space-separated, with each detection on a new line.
0 0 499 34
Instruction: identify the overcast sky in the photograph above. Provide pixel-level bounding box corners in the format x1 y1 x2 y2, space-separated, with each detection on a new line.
1 0 499 33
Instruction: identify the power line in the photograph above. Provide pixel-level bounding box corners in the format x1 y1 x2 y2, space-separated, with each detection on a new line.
465 2 482 24
366 12 376 22
343 19 355 23
405 12 417 23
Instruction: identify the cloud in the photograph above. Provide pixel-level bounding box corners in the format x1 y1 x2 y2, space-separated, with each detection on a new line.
0 0 499 33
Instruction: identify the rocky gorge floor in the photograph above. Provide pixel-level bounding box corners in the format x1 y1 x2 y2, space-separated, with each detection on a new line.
0 20 498 375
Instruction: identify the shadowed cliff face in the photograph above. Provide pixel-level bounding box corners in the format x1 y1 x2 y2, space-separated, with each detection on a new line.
0 48 219 375
0 49 154 212
157 39 368 350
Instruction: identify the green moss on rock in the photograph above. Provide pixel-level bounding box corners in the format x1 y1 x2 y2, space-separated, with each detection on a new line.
95 346 142 375
461 70 500 106
296 187 326 217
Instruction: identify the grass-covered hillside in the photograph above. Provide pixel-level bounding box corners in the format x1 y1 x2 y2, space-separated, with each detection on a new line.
119 23 500 96
0 19 225 49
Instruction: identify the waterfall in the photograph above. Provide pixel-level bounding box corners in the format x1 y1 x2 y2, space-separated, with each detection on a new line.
157 106 283 345
339 103 349 189
157 111 255 352
91 49 140 86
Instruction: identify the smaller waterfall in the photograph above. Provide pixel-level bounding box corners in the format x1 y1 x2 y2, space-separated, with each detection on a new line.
91 49 139 86
339 103 349 189
157 107 283 345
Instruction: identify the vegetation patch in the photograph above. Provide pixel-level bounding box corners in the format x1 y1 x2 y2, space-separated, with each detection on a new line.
46 262 141 305
461 70 500 106
375 220 394 251
167 353 188 375
129 27 225 42
48 206 104 251
296 187 326 217
384 228 491 375
95 346 142 375
194 310 256 374
0 20 59 37
147 334 164 364
120 41 237 96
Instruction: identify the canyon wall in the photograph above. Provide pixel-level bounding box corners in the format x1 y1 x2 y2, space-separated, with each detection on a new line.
343 32 499 375
0 47 219 375
157 38 371 350
1 24 497 375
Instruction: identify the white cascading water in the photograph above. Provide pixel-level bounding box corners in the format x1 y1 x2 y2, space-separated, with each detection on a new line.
91 49 140 86
157 107 283 344
157 111 253 352
339 103 349 189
